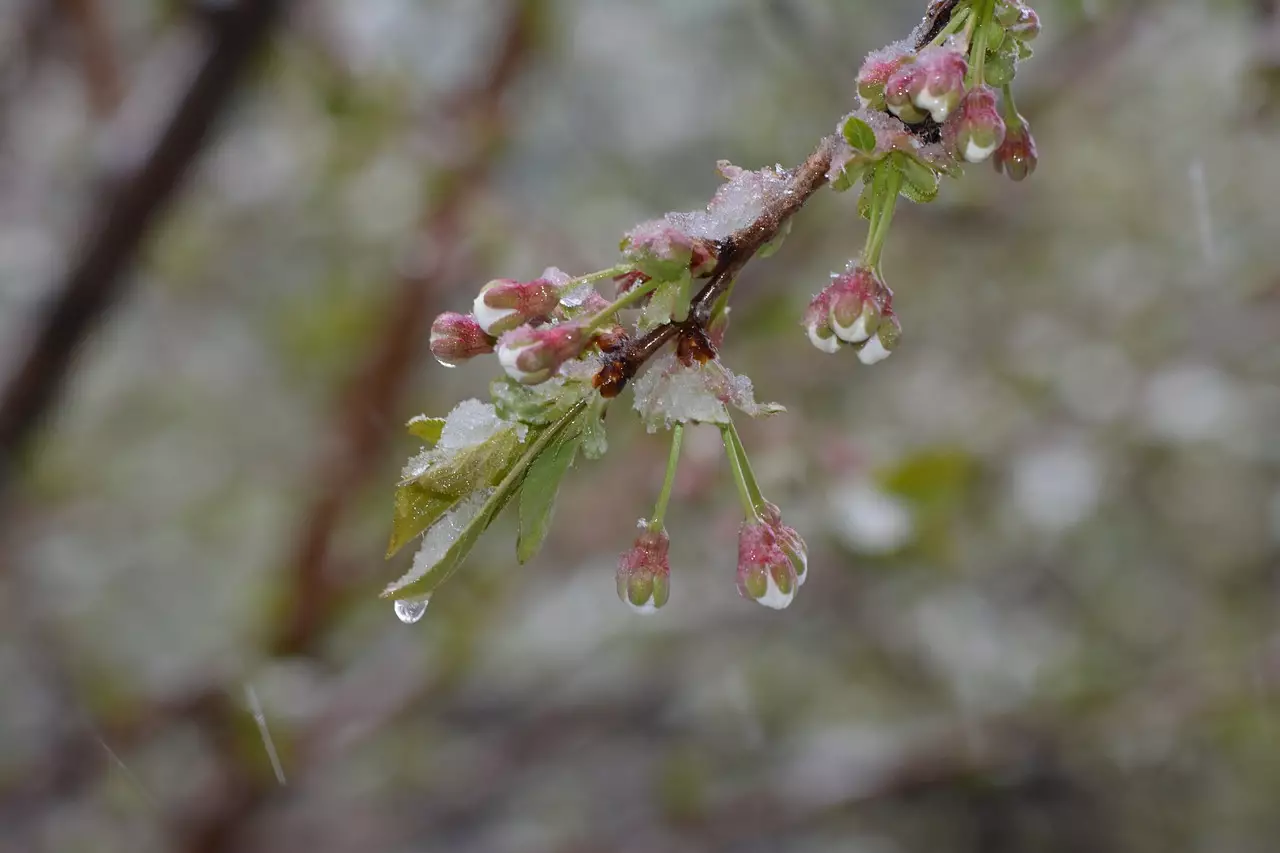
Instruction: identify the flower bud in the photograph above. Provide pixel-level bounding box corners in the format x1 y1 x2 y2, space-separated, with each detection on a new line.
759 501 809 587
884 62 929 124
623 220 695 281
801 289 841 354
1008 6 1040 41
856 306 902 365
616 522 671 614
826 266 891 344
736 521 799 610
857 46 912 112
907 46 969 123
944 86 1006 164
496 323 587 385
429 312 494 366
473 278 560 336
993 116 1038 181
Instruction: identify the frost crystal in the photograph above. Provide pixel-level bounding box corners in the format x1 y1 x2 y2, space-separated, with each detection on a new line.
664 161 792 241
384 488 494 596
632 353 783 432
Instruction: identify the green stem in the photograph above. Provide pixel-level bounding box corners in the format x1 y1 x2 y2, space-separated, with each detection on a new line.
864 165 901 271
1000 82 1024 127
556 264 630 295
929 4 973 48
583 277 661 333
721 424 760 521
968 0 995 87
650 423 683 528
725 420 766 514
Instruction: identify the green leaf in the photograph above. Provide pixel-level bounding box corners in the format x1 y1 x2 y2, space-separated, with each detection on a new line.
840 115 878 153
582 395 610 460
893 153 940 204
386 425 533 557
385 401 589 600
491 377 585 426
857 176 876 220
640 279 682 331
516 419 584 563
406 416 445 444
831 160 870 194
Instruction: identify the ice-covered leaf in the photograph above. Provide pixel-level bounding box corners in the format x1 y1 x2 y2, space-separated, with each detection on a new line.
581 397 609 460
491 376 588 426
632 353 784 433
894 152 940 204
406 415 445 444
639 279 683 332
387 422 534 557
384 400 589 600
841 115 878 153
516 418 584 564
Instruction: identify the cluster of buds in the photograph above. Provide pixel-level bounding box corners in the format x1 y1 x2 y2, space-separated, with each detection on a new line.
623 220 717 281
803 266 902 364
736 503 809 610
885 45 968 124
616 522 672 613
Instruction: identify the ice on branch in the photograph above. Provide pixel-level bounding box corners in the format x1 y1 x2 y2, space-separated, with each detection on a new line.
665 161 793 241
384 489 495 596
632 353 784 433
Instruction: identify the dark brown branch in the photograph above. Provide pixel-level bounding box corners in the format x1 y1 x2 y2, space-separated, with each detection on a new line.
594 136 838 397
0 0 289 505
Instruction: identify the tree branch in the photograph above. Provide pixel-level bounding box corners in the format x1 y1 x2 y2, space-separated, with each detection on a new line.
0 0 289 505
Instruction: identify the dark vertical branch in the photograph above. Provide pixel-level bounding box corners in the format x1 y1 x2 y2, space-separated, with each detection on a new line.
0 0 290 504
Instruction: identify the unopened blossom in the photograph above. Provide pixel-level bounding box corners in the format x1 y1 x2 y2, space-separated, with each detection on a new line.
496 323 587 385
616 522 671 614
856 44 912 111
623 220 696 281
760 501 808 587
802 289 840 354
1007 5 1040 40
736 520 799 610
826 266 892 345
472 277 560 336
429 312 494 365
945 86 1006 164
993 116 1038 181
856 306 902 366
885 46 968 124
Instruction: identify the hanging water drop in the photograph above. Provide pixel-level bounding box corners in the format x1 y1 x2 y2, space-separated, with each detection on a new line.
394 598 429 624
433 354 459 369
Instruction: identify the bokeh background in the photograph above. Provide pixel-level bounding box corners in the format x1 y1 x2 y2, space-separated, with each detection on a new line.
2 0 1279 851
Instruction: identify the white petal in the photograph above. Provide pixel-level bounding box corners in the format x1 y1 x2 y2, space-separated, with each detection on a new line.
472 296 518 335
963 138 997 163
627 595 660 615
857 336 893 365
914 90 952 122
755 571 796 610
807 324 841 354
831 310 873 344
498 341 538 382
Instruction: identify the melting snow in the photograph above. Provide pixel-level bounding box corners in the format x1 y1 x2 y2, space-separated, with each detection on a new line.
632 353 783 432
665 161 792 241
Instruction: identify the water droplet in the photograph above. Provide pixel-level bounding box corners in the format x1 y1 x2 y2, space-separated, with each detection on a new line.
394 598 429 624
433 354 458 369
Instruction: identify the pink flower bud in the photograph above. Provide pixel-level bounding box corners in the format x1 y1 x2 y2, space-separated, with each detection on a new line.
856 305 902 365
825 266 891 345
905 46 968 123
623 220 695 281
993 117 1038 181
759 501 808 587
884 63 929 124
944 86 1006 164
857 45 912 111
1008 6 1040 41
496 323 587 385
429 312 494 366
802 289 841 354
736 520 798 610
616 522 671 614
472 278 560 336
